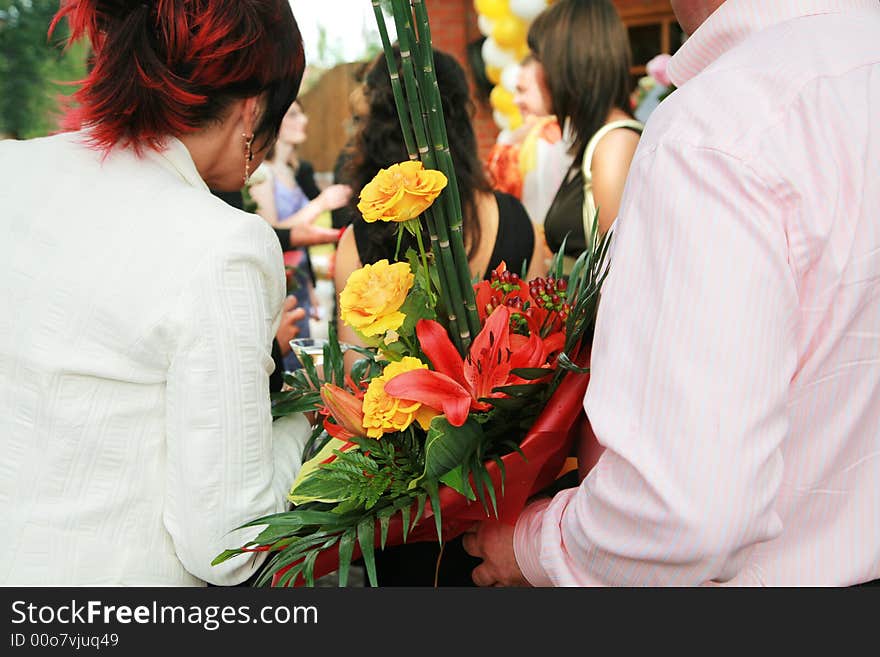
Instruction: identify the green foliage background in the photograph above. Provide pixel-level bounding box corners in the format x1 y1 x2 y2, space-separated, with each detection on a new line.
0 0 87 139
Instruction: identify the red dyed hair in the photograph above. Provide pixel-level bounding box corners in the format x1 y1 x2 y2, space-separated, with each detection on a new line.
51 0 305 155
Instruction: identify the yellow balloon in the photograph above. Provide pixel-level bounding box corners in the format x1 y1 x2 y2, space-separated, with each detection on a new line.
492 15 527 49
475 0 510 21
507 108 524 131
515 42 531 61
490 84 516 114
486 65 503 85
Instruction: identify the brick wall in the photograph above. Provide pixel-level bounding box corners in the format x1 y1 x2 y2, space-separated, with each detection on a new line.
425 0 499 161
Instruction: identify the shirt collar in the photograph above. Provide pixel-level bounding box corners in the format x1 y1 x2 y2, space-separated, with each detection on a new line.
667 0 879 86
147 136 210 192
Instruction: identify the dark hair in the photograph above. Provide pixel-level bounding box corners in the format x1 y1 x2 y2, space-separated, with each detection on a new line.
527 0 632 157
343 47 491 262
51 0 305 154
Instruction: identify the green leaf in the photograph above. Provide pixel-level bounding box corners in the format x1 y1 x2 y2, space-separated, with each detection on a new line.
289 467 352 505
399 289 435 336
298 350 323 391
400 503 411 543
484 397 529 412
490 383 544 398
326 321 346 388
493 456 506 496
211 549 242 566
410 416 483 489
557 352 591 374
424 481 443 545
411 493 427 532
510 367 554 380
270 395 322 418
473 463 489 515
358 517 378 587
477 466 498 518
277 562 304 588
303 550 319 588
234 509 342 533
378 513 391 550
439 465 476 501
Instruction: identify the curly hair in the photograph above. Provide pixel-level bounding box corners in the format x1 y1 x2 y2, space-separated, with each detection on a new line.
343 47 491 264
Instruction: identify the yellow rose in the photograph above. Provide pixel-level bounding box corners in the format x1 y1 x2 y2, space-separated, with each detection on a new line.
357 161 448 223
362 357 439 438
339 259 414 337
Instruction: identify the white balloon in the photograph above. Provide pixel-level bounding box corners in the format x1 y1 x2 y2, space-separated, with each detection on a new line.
509 0 548 22
477 14 494 38
500 63 521 94
493 109 511 131
482 37 517 71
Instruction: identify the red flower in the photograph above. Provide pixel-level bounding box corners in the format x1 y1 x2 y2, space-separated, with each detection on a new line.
383 306 554 426
473 262 530 322
320 383 366 440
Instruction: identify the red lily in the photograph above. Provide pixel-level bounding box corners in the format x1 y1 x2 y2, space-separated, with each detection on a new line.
383 306 554 426
319 383 366 440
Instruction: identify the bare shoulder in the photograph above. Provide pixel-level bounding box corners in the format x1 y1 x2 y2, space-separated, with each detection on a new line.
591 127 641 175
334 225 363 289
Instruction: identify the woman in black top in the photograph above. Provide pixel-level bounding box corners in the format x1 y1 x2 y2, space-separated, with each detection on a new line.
334 47 544 586
528 0 642 264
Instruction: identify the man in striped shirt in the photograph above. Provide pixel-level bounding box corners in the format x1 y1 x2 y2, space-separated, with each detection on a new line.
464 0 880 586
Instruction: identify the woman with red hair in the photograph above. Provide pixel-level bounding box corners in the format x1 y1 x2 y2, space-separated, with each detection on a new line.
0 0 310 586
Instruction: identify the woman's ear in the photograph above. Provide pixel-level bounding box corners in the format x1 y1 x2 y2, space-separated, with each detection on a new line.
241 96 261 137
241 96 260 135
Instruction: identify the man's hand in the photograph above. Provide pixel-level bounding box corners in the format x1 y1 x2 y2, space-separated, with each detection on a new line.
461 521 530 587
277 296 307 356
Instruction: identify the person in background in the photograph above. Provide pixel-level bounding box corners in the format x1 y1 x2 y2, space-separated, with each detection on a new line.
0 0 312 586
249 101 352 369
528 0 642 270
464 0 880 587
486 55 572 231
331 63 371 232
334 47 544 585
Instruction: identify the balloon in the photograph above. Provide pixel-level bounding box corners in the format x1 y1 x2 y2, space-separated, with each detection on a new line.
500 63 521 94
492 14 528 49
475 0 510 20
493 109 511 131
486 65 502 85
482 37 517 70
490 84 517 114
509 0 547 22
477 14 495 38
507 108 524 131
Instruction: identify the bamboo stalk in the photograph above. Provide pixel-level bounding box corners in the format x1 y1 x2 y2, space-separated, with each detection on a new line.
371 1 418 162
409 0 481 340
388 0 474 351
372 1 466 352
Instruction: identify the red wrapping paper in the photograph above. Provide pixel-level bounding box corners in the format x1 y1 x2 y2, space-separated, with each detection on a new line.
272 367 590 586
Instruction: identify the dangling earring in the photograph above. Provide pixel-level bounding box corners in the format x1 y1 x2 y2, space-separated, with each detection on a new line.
242 132 255 184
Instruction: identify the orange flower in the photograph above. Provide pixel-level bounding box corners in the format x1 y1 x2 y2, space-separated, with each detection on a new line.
361 357 439 438
357 161 448 223
339 260 414 337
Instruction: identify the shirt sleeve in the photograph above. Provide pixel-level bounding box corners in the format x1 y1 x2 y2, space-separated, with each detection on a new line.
163 216 310 586
514 141 800 585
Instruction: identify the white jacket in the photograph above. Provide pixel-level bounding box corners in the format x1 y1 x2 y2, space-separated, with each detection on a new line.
0 131 310 586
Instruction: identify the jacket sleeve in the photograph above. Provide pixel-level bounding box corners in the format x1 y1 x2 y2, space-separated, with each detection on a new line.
163 215 310 585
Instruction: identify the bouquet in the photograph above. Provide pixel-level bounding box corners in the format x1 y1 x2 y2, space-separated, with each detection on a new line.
212 0 611 587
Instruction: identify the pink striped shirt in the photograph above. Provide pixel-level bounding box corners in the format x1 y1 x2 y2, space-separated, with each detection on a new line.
514 0 880 586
